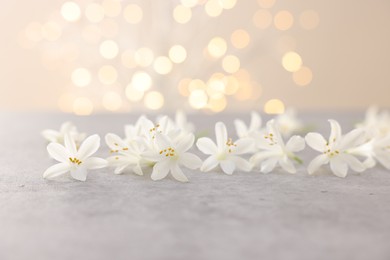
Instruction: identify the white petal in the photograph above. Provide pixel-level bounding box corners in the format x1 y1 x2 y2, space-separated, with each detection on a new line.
230 156 252 172
142 151 160 162
307 154 328 175
139 116 154 134
279 156 296 174
175 110 186 126
105 133 127 150
176 133 194 153
200 156 219 172
338 129 365 151
170 164 189 182
151 160 170 181
114 163 130 174
267 119 284 144
41 130 59 143
107 154 134 166
339 154 365 172
286 135 305 152
77 135 100 160
305 133 327 152
64 134 77 156
215 122 228 149
158 115 174 134
60 121 75 133
329 119 342 143
234 138 255 154
114 164 129 174
249 111 262 132
260 157 278 173
330 157 348 178
250 151 279 165
70 167 88 181
83 157 108 169
133 164 144 176
363 157 376 169
234 119 248 138
43 163 70 179
155 133 171 150
196 137 218 155
47 143 70 162
220 160 235 175
180 153 202 169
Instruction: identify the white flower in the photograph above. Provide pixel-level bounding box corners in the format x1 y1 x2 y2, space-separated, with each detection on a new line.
175 110 195 135
250 119 305 174
42 121 85 146
305 120 366 178
143 132 202 182
372 135 390 170
348 107 390 169
274 108 304 138
124 116 145 143
234 111 262 139
138 115 177 141
43 134 107 181
355 106 390 138
349 134 390 170
196 122 252 175
105 133 151 175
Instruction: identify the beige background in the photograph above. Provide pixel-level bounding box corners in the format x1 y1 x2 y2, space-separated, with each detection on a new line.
0 0 389 113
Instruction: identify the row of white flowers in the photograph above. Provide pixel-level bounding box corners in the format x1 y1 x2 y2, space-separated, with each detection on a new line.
42 107 390 182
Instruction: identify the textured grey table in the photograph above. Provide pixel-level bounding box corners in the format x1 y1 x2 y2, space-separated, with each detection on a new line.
1 112 390 260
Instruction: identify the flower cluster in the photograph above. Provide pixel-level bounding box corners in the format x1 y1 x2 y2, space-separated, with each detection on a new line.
42 107 390 182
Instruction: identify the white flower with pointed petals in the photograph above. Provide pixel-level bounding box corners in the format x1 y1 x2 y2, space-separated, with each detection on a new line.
275 108 304 138
250 119 305 174
42 121 86 146
355 106 390 138
124 116 145 143
175 110 195 136
196 122 252 175
349 134 390 170
105 133 152 175
305 120 366 178
143 132 202 182
372 135 390 170
43 134 107 181
234 111 262 139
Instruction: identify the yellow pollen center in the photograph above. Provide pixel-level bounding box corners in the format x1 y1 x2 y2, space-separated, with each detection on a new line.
69 157 82 165
149 124 161 139
264 133 277 146
109 142 129 153
226 138 237 153
323 142 339 157
159 147 176 157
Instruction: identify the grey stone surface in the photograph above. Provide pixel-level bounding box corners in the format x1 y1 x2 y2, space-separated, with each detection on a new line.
1 112 390 260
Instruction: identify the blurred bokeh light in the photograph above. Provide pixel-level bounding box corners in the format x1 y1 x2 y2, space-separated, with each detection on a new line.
1 0 390 114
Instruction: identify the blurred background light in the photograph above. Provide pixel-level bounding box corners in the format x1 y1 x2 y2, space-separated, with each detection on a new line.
85 3 105 23
98 65 118 85
6 0 390 114
274 10 294 31
71 68 91 87
264 99 285 114
282 52 302 72
173 5 192 24
123 4 143 24
73 97 94 115
207 37 227 58
144 91 164 110
99 40 119 59
61 2 81 22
